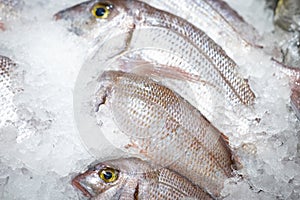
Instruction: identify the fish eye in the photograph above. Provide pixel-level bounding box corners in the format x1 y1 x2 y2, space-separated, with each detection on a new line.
91 4 113 19
99 168 118 183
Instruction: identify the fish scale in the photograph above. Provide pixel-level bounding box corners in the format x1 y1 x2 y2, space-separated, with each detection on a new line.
95 70 235 197
144 0 260 47
73 157 213 199
54 0 256 108
0 55 17 127
137 9 254 105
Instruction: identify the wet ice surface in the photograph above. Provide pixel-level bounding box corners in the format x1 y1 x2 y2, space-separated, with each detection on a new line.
0 0 94 199
0 0 299 200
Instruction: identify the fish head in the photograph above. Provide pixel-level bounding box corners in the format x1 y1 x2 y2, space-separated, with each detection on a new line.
53 0 134 37
72 162 120 198
72 158 152 198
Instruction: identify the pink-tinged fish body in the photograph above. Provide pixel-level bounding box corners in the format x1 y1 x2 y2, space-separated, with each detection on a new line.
54 0 255 107
95 70 236 197
144 0 260 47
72 157 213 199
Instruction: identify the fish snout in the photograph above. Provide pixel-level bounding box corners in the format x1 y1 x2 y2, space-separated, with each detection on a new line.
53 8 76 21
53 11 64 21
53 2 90 21
72 171 95 198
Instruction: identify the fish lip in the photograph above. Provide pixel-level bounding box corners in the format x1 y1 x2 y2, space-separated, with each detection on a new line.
72 178 92 198
72 171 95 198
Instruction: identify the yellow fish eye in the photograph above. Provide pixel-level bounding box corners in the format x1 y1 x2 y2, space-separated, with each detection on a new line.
91 4 112 19
99 168 118 183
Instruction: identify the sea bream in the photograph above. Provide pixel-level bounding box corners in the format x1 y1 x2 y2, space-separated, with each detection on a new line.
54 0 256 110
72 157 213 199
95 70 236 197
144 0 260 48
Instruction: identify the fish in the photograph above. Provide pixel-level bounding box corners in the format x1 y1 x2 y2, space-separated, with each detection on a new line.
95 70 236 197
72 157 213 199
144 0 260 47
54 0 256 109
274 0 300 32
0 55 18 127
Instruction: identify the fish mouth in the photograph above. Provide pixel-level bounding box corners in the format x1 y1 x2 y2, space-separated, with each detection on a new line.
53 3 91 36
72 172 95 198
53 11 85 36
53 9 75 21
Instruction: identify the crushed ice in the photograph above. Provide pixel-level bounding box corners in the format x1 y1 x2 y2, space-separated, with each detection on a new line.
0 0 299 199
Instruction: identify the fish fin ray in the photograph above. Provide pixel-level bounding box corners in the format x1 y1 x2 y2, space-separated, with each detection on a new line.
119 58 218 89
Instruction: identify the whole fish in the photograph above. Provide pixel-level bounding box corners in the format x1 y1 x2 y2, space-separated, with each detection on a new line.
54 0 255 109
72 157 213 199
0 55 18 127
95 70 236 197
